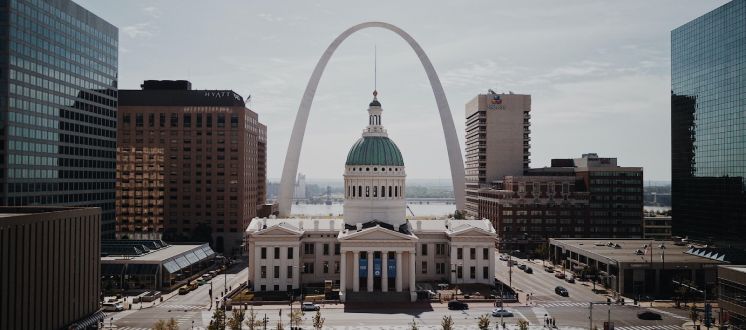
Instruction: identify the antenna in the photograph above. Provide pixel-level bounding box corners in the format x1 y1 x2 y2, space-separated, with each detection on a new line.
374 44 377 91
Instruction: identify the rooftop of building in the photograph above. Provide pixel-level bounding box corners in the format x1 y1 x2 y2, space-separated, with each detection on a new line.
119 80 247 107
549 238 725 265
720 265 746 274
0 206 100 223
101 241 215 263
247 217 495 237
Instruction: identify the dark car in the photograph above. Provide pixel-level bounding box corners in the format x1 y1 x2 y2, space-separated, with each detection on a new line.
448 300 469 310
517 264 527 270
637 311 662 320
554 286 569 297
524 267 533 274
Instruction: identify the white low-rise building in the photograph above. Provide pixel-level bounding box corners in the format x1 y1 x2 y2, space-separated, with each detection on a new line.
246 92 497 302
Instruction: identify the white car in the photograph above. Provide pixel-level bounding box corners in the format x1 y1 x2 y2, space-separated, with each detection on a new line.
491 308 513 317
102 302 124 312
301 302 320 311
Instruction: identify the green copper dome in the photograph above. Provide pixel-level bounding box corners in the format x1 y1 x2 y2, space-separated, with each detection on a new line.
345 136 404 166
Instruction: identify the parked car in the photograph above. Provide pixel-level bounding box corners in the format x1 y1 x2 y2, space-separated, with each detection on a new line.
544 266 554 273
517 264 527 270
178 287 190 295
102 302 124 312
554 272 566 279
448 300 469 310
637 311 662 320
555 286 569 297
491 308 513 317
197 278 206 285
499 255 508 261
301 302 320 311
523 267 533 274
565 275 575 283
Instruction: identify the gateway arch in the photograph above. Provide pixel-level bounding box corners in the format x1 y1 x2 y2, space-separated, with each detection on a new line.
278 21 465 217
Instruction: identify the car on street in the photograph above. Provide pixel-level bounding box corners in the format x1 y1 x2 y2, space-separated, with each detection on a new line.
555 286 569 297
637 311 662 320
301 302 320 311
554 272 565 279
491 308 513 317
523 267 533 274
565 275 575 283
499 255 508 261
544 265 554 272
178 287 190 295
102 302 124 312
448 300 469 310
517 264 526 270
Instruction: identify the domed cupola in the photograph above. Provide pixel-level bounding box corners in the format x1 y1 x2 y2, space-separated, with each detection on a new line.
343 91 407 227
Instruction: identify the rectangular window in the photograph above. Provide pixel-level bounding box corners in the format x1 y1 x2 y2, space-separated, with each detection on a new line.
470 266 476 279
436 244 446 256
323 243 330 256
273 285 279 292
217 114 225 127
483 248 489 260
334 261 340 274
260 266 266 279
457 266 463 279
274 266 280 278
287 266 293 278
148 113 155 127
274 247 280 259
196 114 203 128
287 247 294 259
457 248 463 259
159 113 165 127
470 248 476 260
483 266 489 279
303 263 314 274
304 243 314 254
436 263 446 275
230 114 239 128
421 261 427 274
170 113 178 127
334 243 341 255
183 113 191 127
206 114 213 127
135 113 143 127
260 285 266 292
323 261 329 274
261 247 267 259
421 244 428 256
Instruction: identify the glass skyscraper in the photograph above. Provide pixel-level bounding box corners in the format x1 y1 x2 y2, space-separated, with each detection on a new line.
671 0 746 244
0 0 118 237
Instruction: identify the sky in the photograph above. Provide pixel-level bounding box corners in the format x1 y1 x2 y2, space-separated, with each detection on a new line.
77 0 729 181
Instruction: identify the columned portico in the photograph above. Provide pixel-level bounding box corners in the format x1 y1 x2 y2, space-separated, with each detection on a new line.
353 251 360 292
367 253 374 292
381 251 389 292
395 251 403 292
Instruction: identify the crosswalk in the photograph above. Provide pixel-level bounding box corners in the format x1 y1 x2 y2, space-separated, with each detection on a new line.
616 325 682 330
158 304 209 310
537 301 589 308
648 308 690 321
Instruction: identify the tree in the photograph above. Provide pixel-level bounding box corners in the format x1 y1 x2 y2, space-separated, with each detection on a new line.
312 310 325 330
208 309 226 330
227 308 245 330
441 315 454 330
245 307 261 330
152 318 178 330
517 320 529 330
477 314 491 330
288 310 303 329
534 243 548 264
410 318 419 330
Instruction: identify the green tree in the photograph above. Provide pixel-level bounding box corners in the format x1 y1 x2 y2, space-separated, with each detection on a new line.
517 319 529 330
208 309 226 330
312 310 325 330
152 318 178 330
245 307 261 330
477 314 491 330
441 315 454 330
410 318 419 330
288 310 303 329
227 308 245 330
534 244 548 265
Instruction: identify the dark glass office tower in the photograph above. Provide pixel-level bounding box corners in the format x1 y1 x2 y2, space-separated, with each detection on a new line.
671 0 746 244
0 0 118 238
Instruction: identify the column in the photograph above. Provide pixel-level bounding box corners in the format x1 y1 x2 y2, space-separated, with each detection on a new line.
367 251 374 292
340 251 347 292
253 244 261 290
409 251 416 292
382 251 389 292
395 251 403 292
488 245 496 285
293 244 301 289
353 251 360 292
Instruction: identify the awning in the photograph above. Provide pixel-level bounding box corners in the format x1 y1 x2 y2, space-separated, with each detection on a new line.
194 248 208 260
67 310 106 329
163 260 180 273
175 256 191 269
185 252 200 265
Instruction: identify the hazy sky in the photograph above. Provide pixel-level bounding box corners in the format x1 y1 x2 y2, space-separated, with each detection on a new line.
78 0 728 181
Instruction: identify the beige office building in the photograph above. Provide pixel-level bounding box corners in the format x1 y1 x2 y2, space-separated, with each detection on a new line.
465 92 531 217
0 207 103 330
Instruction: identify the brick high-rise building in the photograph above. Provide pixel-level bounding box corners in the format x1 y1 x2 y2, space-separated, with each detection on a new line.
117 80 266 254
464 92 531 217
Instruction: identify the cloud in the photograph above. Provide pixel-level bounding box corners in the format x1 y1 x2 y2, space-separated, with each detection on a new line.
258 13 284 22
142 6 161 18
122 23 155 38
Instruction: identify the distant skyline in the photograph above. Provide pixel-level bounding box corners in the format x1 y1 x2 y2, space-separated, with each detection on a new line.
78 0 729 181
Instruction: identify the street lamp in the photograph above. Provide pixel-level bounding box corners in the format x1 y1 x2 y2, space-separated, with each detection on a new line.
507 250 520 289
451 262 463 298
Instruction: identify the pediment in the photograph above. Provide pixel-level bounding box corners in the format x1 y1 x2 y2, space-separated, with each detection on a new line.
448 226 496 238
253 223 303 237
340 225 417 241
